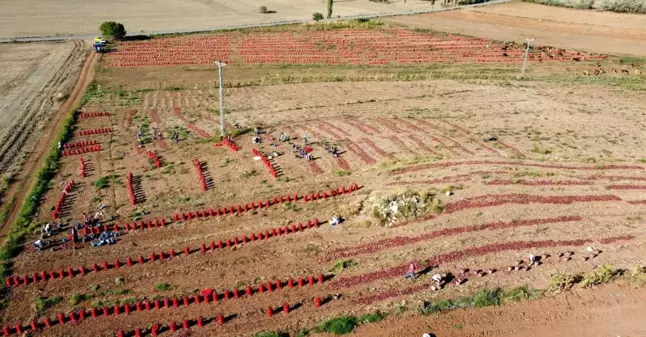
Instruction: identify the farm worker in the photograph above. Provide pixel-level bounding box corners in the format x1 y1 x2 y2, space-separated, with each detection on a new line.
528 254 538 266
44 223 52 236
303 133 308 145
306 153 313 161
82 212 89 225
330 215 341 227
58 141 62 150
34 240 45 251
404 261 417 279
254 127 260 136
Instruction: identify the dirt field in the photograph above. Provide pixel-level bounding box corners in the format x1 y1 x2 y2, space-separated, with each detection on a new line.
0 0 440 38
357 282 646 337
1 23 646 337
0 41 86 201
383 2 646 56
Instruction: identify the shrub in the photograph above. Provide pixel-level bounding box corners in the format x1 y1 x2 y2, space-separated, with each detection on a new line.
313 12 324 21
580 265 620 287
99 21 127 40
35 296 63 315
154 282 171 291
253 332 289 337
549 271 583 291
70 293 92 305
601 0 646 12
320 316 358 334
330 259 359 273
472 288 502 308
115 277 125 286
503 286 542 302
260 5 268 13
359 312 385 323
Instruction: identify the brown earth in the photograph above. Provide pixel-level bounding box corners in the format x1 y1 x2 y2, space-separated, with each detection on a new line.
382 2 646 56
354 282 646 337
1 25 646 337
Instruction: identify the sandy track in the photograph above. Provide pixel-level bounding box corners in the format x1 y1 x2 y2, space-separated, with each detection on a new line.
0 41 86 176
383 3 646 56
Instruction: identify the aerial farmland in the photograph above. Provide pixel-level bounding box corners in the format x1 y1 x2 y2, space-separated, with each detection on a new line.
0 2 645 337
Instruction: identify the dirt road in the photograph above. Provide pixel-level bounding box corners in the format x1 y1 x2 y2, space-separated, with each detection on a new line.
383 2 646 56
0 48 97 240
353 282 646 337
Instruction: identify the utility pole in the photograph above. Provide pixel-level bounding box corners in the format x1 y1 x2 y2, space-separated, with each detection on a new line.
520 38 535 79
214 60 227 137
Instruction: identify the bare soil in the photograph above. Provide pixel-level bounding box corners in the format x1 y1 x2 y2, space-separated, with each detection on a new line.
2 25 646 337
354 282 646 337
383 2 646 56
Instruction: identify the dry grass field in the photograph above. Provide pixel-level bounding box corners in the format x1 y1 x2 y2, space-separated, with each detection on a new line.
1 5 646 337
383 2 646 56
0 0 437 38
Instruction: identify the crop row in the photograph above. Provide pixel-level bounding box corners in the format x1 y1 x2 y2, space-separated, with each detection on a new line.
77 127 112 136
126 173 136 205
485 179 592 186
63 140 98 149
51 181 74 220
328 216 581 260
607 184 646 190
193 159 207 192
443 193 622 214
60 145 101 157
361 138 394 159
390 159 644 176
187 122 211 138
109 29 604 67
215 138 239 152
147 151 161 168
385 171 508 187
252 148 278 178
6 218 324 287
4 274 325 336
79 158 86 177
332 235 633 289
78 111 109 118
102 184 359 236
407 135 440 156
346 141 377 165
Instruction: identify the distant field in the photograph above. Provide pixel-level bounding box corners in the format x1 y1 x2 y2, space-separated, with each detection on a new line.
0 0 439 38
383 2 646 56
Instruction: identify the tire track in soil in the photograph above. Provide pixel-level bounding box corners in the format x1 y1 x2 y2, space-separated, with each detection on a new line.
0 40 86 173
0 45 96 241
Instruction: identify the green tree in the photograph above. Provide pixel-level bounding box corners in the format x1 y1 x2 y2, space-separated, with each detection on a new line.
99 21 126 40
327 0 333 18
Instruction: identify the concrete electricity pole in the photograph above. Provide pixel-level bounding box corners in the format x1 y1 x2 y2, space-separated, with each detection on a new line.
214 60 227 137
520 38 535 79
